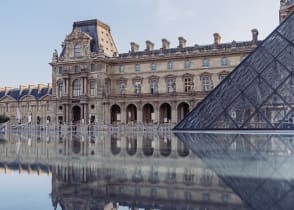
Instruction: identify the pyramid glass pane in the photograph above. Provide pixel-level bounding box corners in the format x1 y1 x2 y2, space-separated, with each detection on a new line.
175 12 294 130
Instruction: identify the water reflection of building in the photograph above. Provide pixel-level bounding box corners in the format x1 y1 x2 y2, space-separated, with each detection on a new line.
0 133 248 210
176 133 294 210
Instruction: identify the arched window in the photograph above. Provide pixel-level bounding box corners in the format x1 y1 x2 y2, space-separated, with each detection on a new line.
73 79 81 96
74 44 81 57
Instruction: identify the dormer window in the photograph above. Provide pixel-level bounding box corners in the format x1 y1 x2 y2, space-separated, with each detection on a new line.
74 44 81 57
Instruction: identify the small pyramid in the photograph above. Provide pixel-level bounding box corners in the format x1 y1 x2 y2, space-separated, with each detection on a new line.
175 12 294 130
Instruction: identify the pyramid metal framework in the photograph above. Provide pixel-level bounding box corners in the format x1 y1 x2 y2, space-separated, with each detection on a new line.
175 12 294 130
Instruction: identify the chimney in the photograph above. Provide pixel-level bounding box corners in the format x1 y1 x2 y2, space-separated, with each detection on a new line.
145 40 154 51
37 84 45 91
161 38 170 49
28 84 35 90
130 42 140 52
5 87 13 94
213 33 221 45
251 29 259 44
178 37 186 48
19 85 26 91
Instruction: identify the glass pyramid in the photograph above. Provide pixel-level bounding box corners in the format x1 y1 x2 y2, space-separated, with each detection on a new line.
175 12 294 130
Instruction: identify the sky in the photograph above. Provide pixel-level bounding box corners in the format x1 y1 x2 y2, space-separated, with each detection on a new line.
0 0 280 87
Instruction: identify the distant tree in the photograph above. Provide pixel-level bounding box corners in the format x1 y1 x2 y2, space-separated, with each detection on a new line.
0 114 9 123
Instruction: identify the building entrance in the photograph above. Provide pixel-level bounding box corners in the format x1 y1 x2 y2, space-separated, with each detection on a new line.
72 106 81 123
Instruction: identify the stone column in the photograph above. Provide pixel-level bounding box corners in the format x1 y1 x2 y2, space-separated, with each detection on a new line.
154 102 160 124
137 103 142 123
171 101 177 124
81 77 84 95
69 105 72 123
82 104 85 120
121 103 126 124
64 79 67 95
84 78 87 96
64 104 67 123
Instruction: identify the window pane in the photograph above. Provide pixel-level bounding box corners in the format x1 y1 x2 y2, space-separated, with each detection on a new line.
135 64 140 72
151 63 157 71
74 44 81 57
167 61 173 71
203 59 209 67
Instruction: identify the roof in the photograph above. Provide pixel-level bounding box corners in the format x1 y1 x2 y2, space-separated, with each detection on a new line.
118 40 261 58
0 91 5 99
0 87 52 101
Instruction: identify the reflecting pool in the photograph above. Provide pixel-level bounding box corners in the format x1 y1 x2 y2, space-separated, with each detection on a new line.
0 131 293 209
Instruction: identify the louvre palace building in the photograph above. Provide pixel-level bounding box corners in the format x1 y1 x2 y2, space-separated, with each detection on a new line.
0 1 293 126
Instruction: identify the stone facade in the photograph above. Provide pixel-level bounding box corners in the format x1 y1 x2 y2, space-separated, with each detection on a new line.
0 2 290 125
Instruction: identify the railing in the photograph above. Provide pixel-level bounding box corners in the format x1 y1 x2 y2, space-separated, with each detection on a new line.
6 121 176 135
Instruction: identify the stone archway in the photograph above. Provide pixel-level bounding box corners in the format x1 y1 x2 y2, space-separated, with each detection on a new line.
142 103 154 124
126 104 137 124
72 106 81 123
111 104 121 125
177 102 190 122
160 103 172 123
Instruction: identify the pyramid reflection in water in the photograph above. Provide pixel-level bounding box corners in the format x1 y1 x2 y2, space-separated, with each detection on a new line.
175 12 294 130
176 133 294 210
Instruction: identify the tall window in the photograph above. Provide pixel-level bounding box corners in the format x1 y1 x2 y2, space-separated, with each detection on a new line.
74 44 81 57
73 79 81 96
167 61 173 71
119 82 125 95
58 82 63 97
167 79 176 93
202 76 213 91
119 64 125 73
90 64 95 72
221 57 228 66
150 80 158 96
184 77 193 92
90 80 96 96
74 65 80 73
151 63 157 71
135 81 141 96
135 64 140 72
202 58 209 67
184 60 191 69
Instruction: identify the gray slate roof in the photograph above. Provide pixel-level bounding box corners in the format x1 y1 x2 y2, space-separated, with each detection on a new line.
0 87 52 100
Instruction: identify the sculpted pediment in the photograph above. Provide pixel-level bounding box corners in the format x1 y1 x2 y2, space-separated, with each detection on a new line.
19 95 36 102
39 95 51 101
0 95 17 102
65 27 92 42
62 27 93 59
